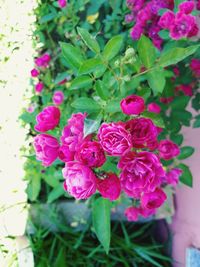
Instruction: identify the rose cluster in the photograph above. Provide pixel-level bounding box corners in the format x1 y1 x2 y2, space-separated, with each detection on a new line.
33 95 182 221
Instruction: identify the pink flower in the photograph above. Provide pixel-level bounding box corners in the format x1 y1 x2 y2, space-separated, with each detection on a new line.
158 11 175 29
125 118 158 149
120 95 145 115
158 140 180 160
119 151 165 198
179 1 195 14
61 113 87 152
35 53 51 68
58 145 74 162
97 173 121 201
58 0 67 8
130 24 144 40
141 188 167 209
137 4 152 26
176 84 193 96
160 97 173 104
35 82 44 93
190 59 200 77
125 207 140 221
27 104 36 113
165 168 182 186
33 134 59 166
147 103 161 114
139 206 156 218
35 106 60 132
76 141 106 168
53 91 64 105
62 162 97 199
98 122 132 156
173 67 180 77
31 68 39 78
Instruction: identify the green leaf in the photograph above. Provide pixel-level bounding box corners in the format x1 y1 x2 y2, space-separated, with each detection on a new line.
92 197 111 254
40 13 57 24
147 68 166 95
77 27 100 53
78 58 103 75
54 72 69 85
26 176 41 202
104 99 121 113
158 45 200 67
178 163 193 187
193 115 200 128
142 111 165 128
170 133 183 146
103 35 123 61
95 80 109 100
47 185 65 203
60 42 84 72
138 35 157 68
70 76 93 90
84 115 102 137
137 87 151 101
171 96 190 110
71 97 101 113
178 146 195 160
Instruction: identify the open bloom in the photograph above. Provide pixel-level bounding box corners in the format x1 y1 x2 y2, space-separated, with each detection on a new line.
76 141 106 168
35 106 60 132
120 95 145 115
119 151 165 198
33 134 59 166
158 140 180 160
141 188 167 209
97 173 121 201
98 122 132 156
53 91 64 105
62 162 97 199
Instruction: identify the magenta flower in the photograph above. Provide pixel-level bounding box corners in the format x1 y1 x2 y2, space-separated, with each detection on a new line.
98 122 132 156
76 141 106 168
31 68 39 78
97 173 121 201
179 1 195 14
120 95 145 115
33 134 59 166
35 82 44 93
53 91 64 105
158 11 175 29
176 84 193 96
190 59 200 77
124 207 140 221
130 24 144 40
119 151 165 198
35 106 60 132
158 140 180 160
58 145 74 162
35 53 51 68
141 188 167 209
165 168 182 186
147 103 161 114
62 162 97 199
58 0 67 8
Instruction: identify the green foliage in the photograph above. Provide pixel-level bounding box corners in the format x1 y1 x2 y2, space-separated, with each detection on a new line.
178 163 193 187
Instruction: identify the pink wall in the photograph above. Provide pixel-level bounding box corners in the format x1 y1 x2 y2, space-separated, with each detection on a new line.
172 124 200 266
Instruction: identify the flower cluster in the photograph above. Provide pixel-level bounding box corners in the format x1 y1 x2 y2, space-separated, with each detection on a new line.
33 95 182 221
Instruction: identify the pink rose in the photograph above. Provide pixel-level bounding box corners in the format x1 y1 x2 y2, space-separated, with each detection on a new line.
35 82 44 93
58 145 74 162
158 140 180 160
97 173 121 201
175 85 193 96
53 91 64 105
62 162 97 199
33 134 59 166
141 188 167 209
31 68 39 78
35 53 51 68
158 11 175 29
124 207 140 221
76 141 106 168
179 1 195 14
61 113 87 152
120 95 145 115
165 168 182 186
147 103 161 114
190 59 200 77
58 0 67 8
130 24 144 40
125 118 158 149
119 151 165 198
98 122 132 156
35 106 60 132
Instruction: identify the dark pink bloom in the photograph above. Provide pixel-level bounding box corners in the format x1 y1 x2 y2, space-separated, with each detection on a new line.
141 188 167 209
97 173 121 201
35 53 51 68
139 206 156 218
35 106 60 132
58 0 67 8
98 122 132 156
190 59 200 77
137 4 152 26
147 103 161 114
119 151 165 198
158 140 180 160
165 168 182 186
31 68 39 78
35 82 44 93
76 141 106 168
53 91 64 105
158 11 175 29
130 24 144 40
160 97 173 104
58 145 74 162
176 84 193 96
120 95 145 115
173 67 180 77
42 53 51 64
61 113 87 152
179 1 195 14
125 118 158 149
35 57 44 67
62 162 97 199
33 134 59 166
125 207 140 221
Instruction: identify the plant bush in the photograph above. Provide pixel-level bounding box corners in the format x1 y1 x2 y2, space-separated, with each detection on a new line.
21 0 200 254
